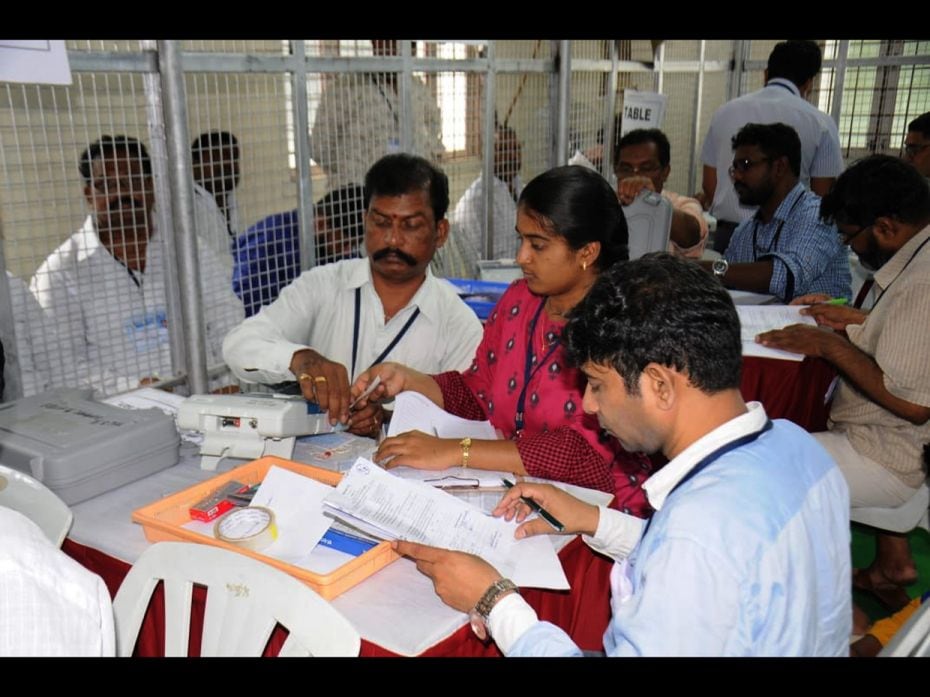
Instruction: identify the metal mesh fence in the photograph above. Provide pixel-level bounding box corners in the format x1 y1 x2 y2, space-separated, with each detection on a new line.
2 38 929 401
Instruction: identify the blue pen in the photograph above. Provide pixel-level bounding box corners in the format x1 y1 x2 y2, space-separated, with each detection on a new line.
502 479 564 532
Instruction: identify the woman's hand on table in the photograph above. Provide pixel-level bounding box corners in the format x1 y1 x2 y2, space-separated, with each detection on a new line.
375 431 461 469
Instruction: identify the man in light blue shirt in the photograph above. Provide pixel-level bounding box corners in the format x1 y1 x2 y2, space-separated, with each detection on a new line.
715 123 851 302
395 253 852 656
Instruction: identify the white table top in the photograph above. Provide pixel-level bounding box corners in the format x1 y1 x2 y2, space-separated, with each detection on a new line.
69 433 473 656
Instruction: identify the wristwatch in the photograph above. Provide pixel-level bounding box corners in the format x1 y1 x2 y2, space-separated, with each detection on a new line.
469 578 519 641
460 437 472 468
712 258 729 279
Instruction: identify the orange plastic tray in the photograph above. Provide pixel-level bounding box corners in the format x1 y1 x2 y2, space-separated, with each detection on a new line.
131 455 398 599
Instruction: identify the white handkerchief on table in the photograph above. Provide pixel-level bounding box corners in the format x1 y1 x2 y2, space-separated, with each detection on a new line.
388 391 498 440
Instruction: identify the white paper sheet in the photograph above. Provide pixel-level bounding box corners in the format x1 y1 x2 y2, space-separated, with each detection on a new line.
324 458 568 589
737 305 818 362
390 465 512 490
388 391 498 440
248 465 335 567
728 289 776 305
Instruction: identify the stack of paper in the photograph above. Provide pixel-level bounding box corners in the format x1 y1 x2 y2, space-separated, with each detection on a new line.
736 305 818 362
324 458 569 590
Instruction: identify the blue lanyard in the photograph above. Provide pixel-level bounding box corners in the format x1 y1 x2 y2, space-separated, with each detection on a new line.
643 419 773 536
514 299 561 435
351 287 420 377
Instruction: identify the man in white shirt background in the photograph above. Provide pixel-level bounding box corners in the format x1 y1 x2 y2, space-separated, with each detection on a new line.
30 135 244 396
223 153 483 436
444 125 523 278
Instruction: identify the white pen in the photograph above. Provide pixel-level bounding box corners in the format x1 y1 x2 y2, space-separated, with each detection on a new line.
349 374 382 412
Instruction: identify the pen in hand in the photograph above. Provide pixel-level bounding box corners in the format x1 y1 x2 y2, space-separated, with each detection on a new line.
349 375 382 412
502 479 565 532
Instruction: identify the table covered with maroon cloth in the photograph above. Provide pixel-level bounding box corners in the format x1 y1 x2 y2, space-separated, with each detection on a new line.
740 356 835 432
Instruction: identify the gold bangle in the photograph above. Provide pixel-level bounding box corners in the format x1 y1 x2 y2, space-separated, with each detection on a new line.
460 437 472 468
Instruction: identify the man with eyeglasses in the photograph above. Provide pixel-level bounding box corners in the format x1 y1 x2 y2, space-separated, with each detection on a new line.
757 155 930 619
903 112 930 178
614 128 708 258
223 153 482 436
698 40 844 253
706 123 851 303
29 135 244 396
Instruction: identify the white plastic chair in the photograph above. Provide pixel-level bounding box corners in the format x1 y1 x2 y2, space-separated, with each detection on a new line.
850 482 930 534
622 190 673 260
112 542 360 657
0 463 72 547
879 597 930 656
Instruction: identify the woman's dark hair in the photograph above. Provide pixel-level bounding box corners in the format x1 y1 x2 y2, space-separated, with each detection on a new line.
518 165 628 270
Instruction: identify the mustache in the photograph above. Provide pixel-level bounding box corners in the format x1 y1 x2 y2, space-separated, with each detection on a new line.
109 195 145 212
372 247 417 266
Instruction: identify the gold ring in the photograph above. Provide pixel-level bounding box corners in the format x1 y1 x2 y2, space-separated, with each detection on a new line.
298 373 312 381
314 376 327 383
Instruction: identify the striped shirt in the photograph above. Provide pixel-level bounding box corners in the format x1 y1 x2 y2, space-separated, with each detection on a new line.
829 224 930 487
725 183 851 301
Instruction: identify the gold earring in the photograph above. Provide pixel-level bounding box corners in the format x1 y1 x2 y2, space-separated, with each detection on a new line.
582 261 587 271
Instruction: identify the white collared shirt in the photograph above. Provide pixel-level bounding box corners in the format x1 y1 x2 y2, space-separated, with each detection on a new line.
222 257 484 384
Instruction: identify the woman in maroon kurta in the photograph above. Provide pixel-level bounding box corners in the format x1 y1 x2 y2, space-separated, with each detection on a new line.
354 166 650 516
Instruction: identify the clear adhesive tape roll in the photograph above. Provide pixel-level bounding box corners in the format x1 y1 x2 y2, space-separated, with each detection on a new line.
214 505 278 552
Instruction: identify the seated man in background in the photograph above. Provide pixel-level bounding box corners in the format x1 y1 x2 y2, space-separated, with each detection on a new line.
233 184 366 316
614 128 708 258
709 122 851 302
758 155 930 614
396 253 851 656
444 125 522 277
223 153 483 435
30 135 244 396
903 112 930 179
192 130 242 236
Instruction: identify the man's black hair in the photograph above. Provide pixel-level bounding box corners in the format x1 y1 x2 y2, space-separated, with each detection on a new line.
565 253 742 395
614 128 671 169
78 135 151 185
363 153 449 221
731 122 802 178
820 155 930 228
767 40 822 88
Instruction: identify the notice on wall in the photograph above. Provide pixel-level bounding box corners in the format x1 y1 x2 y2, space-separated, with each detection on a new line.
0 40 72 85
620 90 667 136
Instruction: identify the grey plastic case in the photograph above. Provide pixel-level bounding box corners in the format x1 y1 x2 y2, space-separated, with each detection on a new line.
623 190 674 260
0 388 179 504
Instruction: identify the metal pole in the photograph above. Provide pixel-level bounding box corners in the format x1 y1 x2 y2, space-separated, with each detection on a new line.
142 39 187 382
291 40 316 271
482 41 497 261
157 39 209 395
728 40 747 100
830 40 849 128
399 40 414 153
0 242 23 400
688 40 707 196
556 40 571 165
656 41 665 94
602 40 620 180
